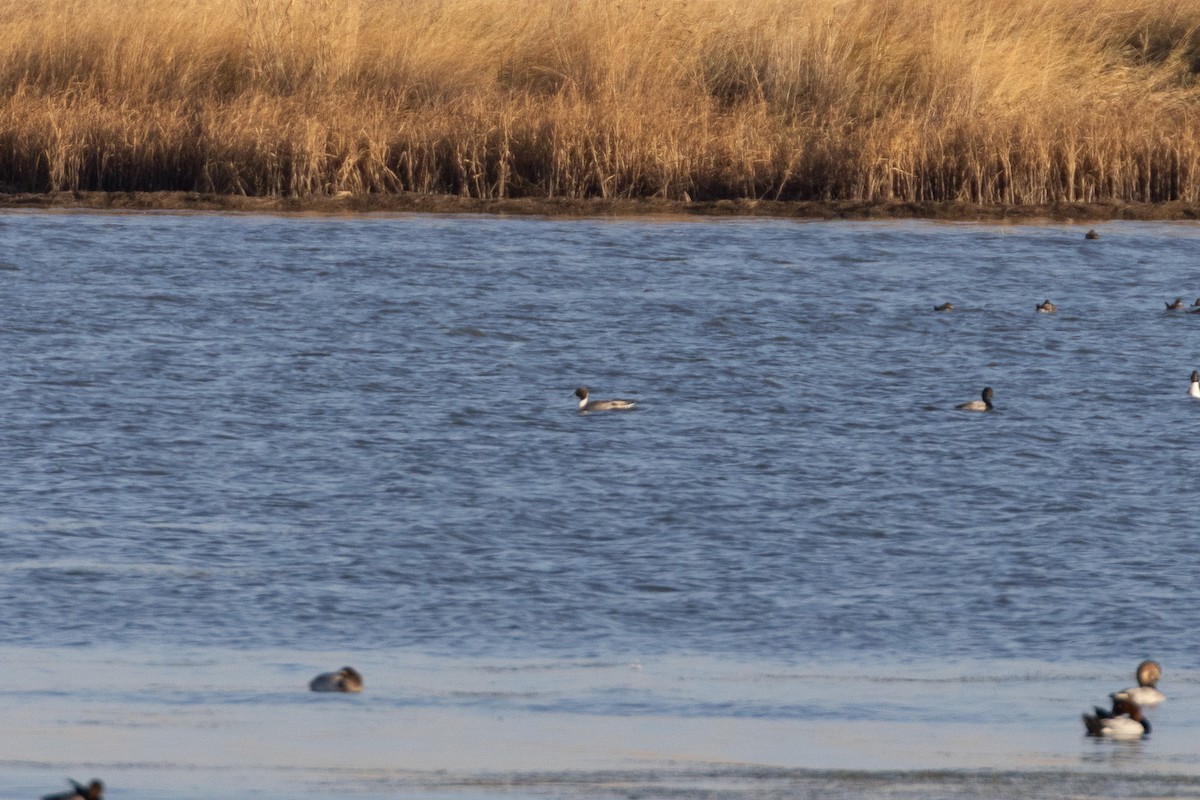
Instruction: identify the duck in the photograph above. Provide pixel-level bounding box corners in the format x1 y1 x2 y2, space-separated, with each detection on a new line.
1191 371 1200 399
575 386 637 412
1083 696 1150 738
43 780 103 800
957 386 994 411
310 666 363 693
1036 299 1057 313
933 302 954 312
1085 229 1100 240
1166 297 1185 311
1190 299 1200 313
1116 660 1166 706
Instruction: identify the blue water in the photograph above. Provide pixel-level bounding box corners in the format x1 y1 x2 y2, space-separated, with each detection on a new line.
2 211 1199 797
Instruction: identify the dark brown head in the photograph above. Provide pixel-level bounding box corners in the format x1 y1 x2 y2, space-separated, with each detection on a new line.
1113 697 1144 721
69 780 104 800
1085 229 1099 240
574 387 589 400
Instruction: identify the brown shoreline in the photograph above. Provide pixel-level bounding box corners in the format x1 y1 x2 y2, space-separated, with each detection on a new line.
4 191 1200 222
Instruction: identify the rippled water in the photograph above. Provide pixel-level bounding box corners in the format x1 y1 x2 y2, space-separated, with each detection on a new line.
2 211 1199 797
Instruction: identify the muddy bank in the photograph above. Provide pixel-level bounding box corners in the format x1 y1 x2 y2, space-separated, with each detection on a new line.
4 191 1200 222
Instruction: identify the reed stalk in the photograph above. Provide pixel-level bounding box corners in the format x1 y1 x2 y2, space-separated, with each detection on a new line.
1 0 1199 203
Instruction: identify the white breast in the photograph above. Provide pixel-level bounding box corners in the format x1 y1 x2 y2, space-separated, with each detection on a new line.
1098 716 1146 738
1122 686 1165 706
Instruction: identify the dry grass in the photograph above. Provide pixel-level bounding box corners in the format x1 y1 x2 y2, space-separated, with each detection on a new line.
1 0 1199 202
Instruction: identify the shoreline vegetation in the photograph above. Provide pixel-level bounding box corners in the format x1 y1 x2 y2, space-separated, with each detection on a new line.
3 0 1200 212
5 191 1200 220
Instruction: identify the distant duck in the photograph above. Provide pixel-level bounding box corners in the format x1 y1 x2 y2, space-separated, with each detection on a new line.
957 386 994 412
43 780 103 800
1085 229 1100 240
1190 299 1200 313
1116 660 1166 706
1036 299 1057 313
1166 297 1185 311
575 386 637 412
310 666 363 693
1191 371 1200 399
933 302 954 312
1083 696 1151 738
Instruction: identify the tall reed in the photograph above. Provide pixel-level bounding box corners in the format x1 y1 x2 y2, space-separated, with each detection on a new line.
1 0 1199 203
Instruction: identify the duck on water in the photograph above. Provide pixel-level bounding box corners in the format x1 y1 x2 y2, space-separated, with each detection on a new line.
575 386 637 412
957 387 994 412
1083 696 1151 738
1117 660 1166 706
310 666 364 693
43 780 103 800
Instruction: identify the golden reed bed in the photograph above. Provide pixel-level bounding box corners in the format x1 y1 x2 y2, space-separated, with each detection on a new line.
1 0 1199 206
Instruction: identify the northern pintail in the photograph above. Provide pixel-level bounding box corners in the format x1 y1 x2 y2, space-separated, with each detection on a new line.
575 386 637 412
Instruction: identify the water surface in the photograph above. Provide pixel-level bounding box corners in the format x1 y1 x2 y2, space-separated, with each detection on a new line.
1 212 1197 797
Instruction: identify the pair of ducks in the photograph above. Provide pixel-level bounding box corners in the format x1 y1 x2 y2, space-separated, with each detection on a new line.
1164 298 1200 312
1082 660 1165 738
933 300 1056 313
946 297 1200 314
581 367 1200 416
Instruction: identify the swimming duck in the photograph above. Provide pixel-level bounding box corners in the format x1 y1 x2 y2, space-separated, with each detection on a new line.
1036 299 1057 313
933 302 954 312
1085 229 1100 240
575 386 637 412
1191 371 1200 399
1083 696 1150 738
957 386 994 411
1166 297 1185 311
43 780 103 800
310 666 363 693
1116 660 1166 706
